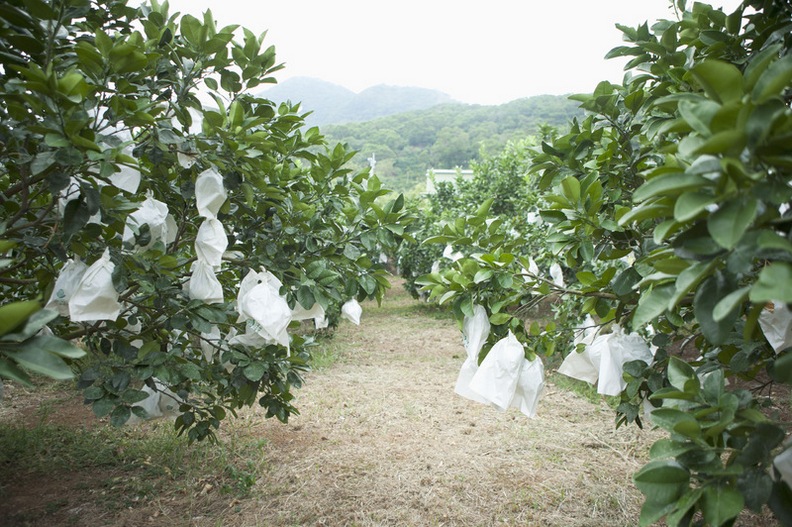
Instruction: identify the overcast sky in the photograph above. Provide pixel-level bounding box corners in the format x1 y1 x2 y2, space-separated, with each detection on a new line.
160 0 743 105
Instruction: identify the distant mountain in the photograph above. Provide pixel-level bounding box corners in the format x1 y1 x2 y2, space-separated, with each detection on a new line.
258 77 454 126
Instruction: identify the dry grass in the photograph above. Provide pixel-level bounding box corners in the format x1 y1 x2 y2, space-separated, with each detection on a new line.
0 279 780 526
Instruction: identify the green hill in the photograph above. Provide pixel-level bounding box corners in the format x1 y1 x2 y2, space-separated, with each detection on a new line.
321 94 584 192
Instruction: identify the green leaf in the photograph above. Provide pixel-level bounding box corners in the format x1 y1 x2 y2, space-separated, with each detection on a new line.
612 267 641 298
707 196 757 250
690 60 744 103
296 285 316 311
121 388 150 404
343 243 361 260
750 263 792 303
770 352 792 384
678 99 720 136
701 484 744 526
244 362 266 381
473 269 493 284
667 356 699 393
0 300 41 337
695 275 740 345
633 173 709 203
738 469 773 513
639 500 676 527
769 479 792 525
651 408 702 438
618 200 673 225
0 358 32 386
83 386 105 400
110 405 131 427
5 343 75 380
713 286 749 322
180 362 202 381
633 285 675 327
666 487 704 527
1 308 58 342
668 260 717 310
757 230 792 254
633 459 690 504
560 176 580 203
752 54 792 104
474 198 494 219
92 397 116 418
649 439 697 459
701 369 725 405
489 312 512 325
674 191 715 222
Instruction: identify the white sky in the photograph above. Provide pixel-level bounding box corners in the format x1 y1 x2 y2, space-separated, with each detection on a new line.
160 0 744 105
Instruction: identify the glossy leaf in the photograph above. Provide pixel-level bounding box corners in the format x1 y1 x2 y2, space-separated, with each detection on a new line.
707 196 757 250
701 484 744 526
690 60 744 103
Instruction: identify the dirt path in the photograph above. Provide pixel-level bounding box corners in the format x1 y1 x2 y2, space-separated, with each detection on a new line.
225 281 661 527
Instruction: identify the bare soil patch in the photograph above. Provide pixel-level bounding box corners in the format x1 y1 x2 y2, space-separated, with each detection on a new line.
0 279 780 526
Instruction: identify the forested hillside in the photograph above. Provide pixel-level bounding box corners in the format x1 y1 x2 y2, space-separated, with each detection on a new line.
322 95 584 192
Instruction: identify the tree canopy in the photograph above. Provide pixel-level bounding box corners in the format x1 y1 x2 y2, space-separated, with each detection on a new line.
415 1 792 524
0 0 412 441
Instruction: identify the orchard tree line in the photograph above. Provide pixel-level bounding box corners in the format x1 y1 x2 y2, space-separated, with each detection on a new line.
0 0 412 441
411 0 792 525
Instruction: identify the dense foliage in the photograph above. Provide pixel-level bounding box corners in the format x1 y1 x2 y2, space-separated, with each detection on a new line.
417 1 792 524
0 0 412 441
323 96 583 192
396 138 545 298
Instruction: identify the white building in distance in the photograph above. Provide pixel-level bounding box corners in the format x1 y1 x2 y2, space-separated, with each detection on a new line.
425 168 474 194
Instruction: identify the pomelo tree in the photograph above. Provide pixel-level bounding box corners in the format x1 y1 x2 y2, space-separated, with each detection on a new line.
417 1 792 524
0 0 412 441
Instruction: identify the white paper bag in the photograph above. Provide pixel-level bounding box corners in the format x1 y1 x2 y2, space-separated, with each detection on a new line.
69 248 121 322
455 304 491 404
228 321 273 348
45 257 88 316
597 325 653 396
238 271 291 347
129 385 163 423
58 178 102 224
122 192 173 249
237 268 284 318
341 299 362 325
292 302 327 330
109 160 141 194
188 260 224 304
195 218 228 269
195 168 227 218
469 331 525 411
550 263 565 288
557 315 601 384
200 325 223 363
177 152 197 169
774 446 792 489
759 301 792 353
509 356 545 418
443 245 463 261
128 378 181 424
